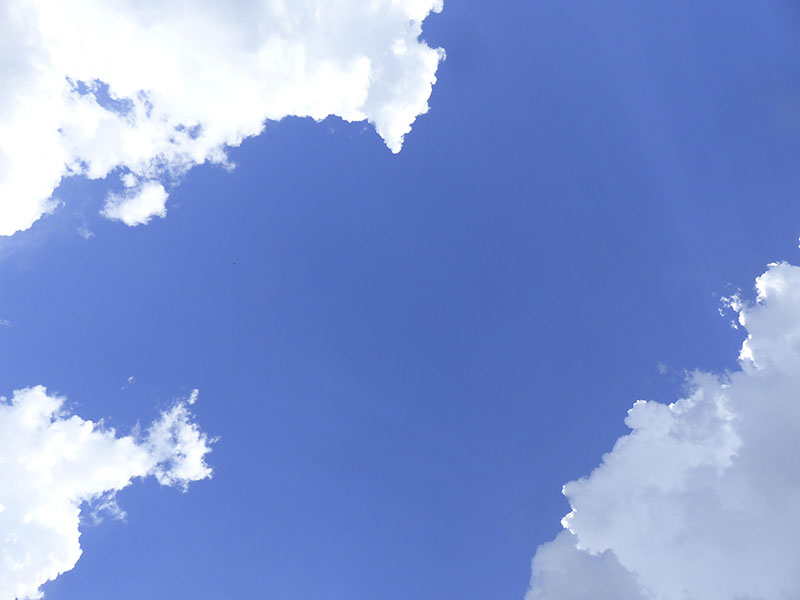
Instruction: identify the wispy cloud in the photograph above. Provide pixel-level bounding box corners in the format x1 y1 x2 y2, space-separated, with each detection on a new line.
76 224 95 240
527 262 800 600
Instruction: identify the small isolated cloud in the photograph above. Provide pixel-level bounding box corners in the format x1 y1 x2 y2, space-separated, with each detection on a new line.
0 0 445 236
527 262 800 600
76 224 94 240
101 180 168 226
0 386 213 600
0 319 9 327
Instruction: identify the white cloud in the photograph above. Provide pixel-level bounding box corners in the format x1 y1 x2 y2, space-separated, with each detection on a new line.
145 392 213 489
0 0 445 237
101 180 168 226
527 262 800 600
0 386 213 600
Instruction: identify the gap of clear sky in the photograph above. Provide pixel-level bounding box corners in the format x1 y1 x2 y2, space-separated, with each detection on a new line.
2 1 800 598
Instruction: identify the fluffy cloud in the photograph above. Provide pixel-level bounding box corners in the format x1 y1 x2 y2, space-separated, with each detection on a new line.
101 180 168 226
0 386 213 600
0 0 445 236
527 262 800 600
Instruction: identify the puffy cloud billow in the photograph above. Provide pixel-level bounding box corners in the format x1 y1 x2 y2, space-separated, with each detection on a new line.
0 386 213 600
0 0 445 236
527 262 800 600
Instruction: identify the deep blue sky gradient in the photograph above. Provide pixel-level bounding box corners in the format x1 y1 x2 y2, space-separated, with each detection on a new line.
2 2 800 598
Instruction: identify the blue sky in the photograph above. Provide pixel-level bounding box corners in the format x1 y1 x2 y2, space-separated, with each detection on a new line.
4 2 800 599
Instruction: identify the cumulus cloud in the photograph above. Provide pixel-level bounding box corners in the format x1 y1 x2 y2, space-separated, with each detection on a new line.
0 0 445 236
527 262 800 600
0 386 213 600
101 180 168 226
